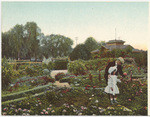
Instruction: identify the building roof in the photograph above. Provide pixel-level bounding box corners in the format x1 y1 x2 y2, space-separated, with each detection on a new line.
132 49 144 53
106 39 125 44
103 44 130 51
91 49 100 54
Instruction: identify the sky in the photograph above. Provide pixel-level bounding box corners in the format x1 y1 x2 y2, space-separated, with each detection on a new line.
1 1 149 50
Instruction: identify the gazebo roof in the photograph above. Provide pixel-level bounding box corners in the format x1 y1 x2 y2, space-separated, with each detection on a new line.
106 39 125 44
91 49 100 53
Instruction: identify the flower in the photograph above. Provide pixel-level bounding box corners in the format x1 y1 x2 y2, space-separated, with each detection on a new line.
41 112 44 114
47 108 51 111
43 109 46 112
73 109 77 112
3 108 7 111
93 86 96 89
23 109 27 112
18 108 22 111
95 100 99 103
62 109 67 113
123 72 127 76
144 106 147 110
78 113 82 115
87 85 91 87
128 99 131 101
51 110 55 113
48 104 52 107
22 113 26 116
2 112 7 115
45 111 48 114
15 109 18 113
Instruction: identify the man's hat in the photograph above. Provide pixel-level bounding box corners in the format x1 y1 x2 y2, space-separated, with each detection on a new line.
117 57 124 64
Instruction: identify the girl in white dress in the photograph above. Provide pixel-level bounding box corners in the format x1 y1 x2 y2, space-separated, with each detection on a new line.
104 65 121 104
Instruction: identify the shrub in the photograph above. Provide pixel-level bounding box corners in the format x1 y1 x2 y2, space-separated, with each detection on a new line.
2 58 15 90
59 78 71 83
67 59 86 75
55 72 66 81
54 60 68 70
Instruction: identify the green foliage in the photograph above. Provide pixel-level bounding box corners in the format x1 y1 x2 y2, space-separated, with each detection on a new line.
55 72 66 81
69 44 91 61
2 58 14 90
67 59 87 75
84 37 99 52
41 34 73 58
54 60 68 70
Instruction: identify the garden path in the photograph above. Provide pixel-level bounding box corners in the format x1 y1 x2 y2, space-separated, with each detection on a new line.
51 70 70 88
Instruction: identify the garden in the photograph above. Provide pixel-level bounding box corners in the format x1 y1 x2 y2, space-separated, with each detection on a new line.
1 57 147 115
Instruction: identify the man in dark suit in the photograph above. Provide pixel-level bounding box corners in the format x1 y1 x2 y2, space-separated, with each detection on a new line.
104 57 125 84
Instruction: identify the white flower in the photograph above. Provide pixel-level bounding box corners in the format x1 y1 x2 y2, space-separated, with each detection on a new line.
62 109 67 113
95 100 99 103
73 109 77 112
71 105 74 107
22 113 26 116
3 112 7 115
92 94 94 97
89 98 92 100
36 104 38 106
49 104 52 107
93 114 96 116
78 113 82 115
51 110 55 113
15 109 18 113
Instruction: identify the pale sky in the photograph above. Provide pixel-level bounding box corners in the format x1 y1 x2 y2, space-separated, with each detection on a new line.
1 2 149 50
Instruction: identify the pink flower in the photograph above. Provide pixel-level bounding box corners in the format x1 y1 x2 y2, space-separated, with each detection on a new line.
128 99 131 101
45 111 48 114
15 109 18 113
47 108 51 111
43 109 46 112
41 112 44 114
3 108 6 111
123 72 127 76
49 104 52 107
18 108 22 111
23 109 27 112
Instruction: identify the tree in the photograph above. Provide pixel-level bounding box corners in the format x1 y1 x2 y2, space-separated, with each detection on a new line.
84 37 99 52
24 22 41 61
41 34 73 58
69 44 91 61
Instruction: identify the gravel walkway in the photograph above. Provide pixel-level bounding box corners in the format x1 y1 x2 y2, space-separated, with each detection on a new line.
51 70 70 88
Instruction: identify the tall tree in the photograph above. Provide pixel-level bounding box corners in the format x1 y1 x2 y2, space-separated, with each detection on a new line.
69 44 91 60
84 37 99 52
24 22 41 61
41 34 73 58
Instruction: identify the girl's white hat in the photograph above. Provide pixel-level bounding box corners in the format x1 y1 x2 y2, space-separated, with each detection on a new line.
117 57 124 64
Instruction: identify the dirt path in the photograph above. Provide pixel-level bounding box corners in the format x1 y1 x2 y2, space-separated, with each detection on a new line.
51 70 70 88
50 70 68 78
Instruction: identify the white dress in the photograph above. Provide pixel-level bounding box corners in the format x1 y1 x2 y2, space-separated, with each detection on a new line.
104 66 121 95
